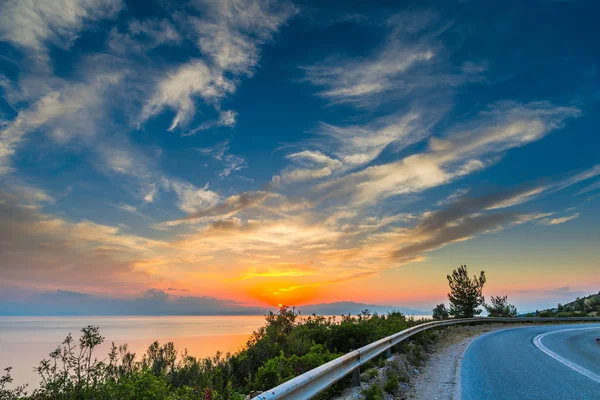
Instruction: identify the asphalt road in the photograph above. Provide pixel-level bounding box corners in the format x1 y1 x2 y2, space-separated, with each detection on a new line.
462 324 600 400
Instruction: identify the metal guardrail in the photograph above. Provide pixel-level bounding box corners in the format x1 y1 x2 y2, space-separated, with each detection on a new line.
252 316 600 400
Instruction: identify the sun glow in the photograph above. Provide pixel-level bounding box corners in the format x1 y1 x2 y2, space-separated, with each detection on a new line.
245 278 321 307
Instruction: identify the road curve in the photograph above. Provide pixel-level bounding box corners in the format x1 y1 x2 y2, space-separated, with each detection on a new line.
462 324 600 400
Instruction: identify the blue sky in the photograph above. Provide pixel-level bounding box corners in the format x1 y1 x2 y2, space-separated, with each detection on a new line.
0 0 599 314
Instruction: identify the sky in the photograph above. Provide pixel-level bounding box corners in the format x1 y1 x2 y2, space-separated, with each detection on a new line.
0 0 599 315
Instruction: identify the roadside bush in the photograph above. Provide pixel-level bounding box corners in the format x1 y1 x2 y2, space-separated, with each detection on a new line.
100 369 173 400
406 343 425 367
361 382 384 400
252 345 341 391
360 368 379 382
383 369 399 394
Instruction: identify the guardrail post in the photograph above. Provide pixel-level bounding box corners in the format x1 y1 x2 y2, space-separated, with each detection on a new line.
352 367 360 387
385 348 392 359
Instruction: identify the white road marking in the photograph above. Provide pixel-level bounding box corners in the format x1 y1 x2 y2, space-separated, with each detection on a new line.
533 327 600 384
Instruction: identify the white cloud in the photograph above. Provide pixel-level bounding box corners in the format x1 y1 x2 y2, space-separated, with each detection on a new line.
317 111 432 167
437 188 469 206
306 48 434 103
489 163 600 209
140 60 233 131
139 0 295 131
577 180 600 195
161 190 277 227
162 179 220 214
0 0 122 55
184 110 239 135
4 184 55 205
282 167 335 182
539 213 580 226
196 139 247 178
282 150 343 182
0 72 124 174
286 150 342 168
303 11 483 107
218 110 238 127
143 183 158 203
486 187 546 210
196 139 231 160
108 18 182 53
317 102 581 205
190 0 296 72
220 154 247 177
110 203 152 220
553 164 600 193
97 142 155 180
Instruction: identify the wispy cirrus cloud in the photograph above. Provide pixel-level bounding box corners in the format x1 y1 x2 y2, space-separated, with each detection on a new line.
539 213 580 226
139 0 296 131
303 11 483 107
196 139 232 160
0 70 125 175
164 190 272 226
161 178 220 214
316 102 581 206
0 0 122 57
108 18 182 54
0 1 288 204
577 180 600 195
303 12 436 105
277 110 438 184
110 203 152 220
316 111 435 167
281 150 343 182
196 139 247 178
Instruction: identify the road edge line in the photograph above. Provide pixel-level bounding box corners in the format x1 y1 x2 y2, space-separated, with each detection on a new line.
532 327 600 385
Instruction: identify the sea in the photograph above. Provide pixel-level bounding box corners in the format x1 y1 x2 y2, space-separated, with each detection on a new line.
0 315 266 390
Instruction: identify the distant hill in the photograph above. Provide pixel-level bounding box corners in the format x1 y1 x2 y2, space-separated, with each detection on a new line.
295 301 429 317
527 291 600 317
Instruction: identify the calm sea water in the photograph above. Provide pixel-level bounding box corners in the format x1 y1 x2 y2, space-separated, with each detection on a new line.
0 316 267 389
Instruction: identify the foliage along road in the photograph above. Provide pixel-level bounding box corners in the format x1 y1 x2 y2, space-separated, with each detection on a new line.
462 324 600 400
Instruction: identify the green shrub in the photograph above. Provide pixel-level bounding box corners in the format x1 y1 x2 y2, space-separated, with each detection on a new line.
361 382 384 400
101 369 173 400
360 368 379 382
407 343 425 367
252 345 341 391
383 371 399 394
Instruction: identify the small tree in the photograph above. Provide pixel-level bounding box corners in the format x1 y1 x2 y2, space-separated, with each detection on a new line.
432 304 449 320
447 265 486 318
484 295 518 317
